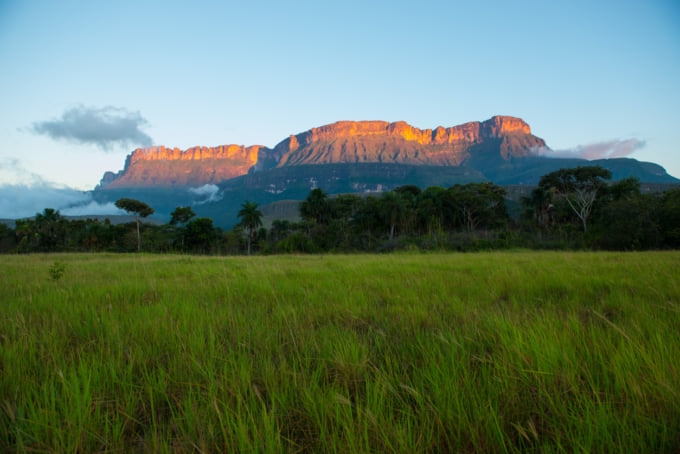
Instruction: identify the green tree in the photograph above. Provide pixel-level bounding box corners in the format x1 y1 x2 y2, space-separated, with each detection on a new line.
0 223 16 253
237 200 263 255
352 196 382 250
394 185 422 198
331 194 363 223
184 217 217 254
605 177 640 202
33 208 66 251
169 206 196 251
393 185 420 236
593 193 661 250
660 187 680 247
379 191 407 241
300 188 331 225
114 198 154 252
416 186 446 236
538 166 612 232
329 194 364 249
170 206 196 226
446 183 508 233
80 219 117 252
521 186 555 230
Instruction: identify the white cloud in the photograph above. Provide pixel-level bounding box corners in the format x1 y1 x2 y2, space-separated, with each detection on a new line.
533 138 645 160
30 105 154 150
0 184 126 219
60 201 122 216
189 184 223 204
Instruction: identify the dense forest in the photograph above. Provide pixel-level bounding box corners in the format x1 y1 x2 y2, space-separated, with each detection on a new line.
2 166 679 254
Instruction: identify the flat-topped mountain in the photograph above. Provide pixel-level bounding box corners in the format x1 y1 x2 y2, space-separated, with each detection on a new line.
98 115 549 189
258 116 544 170
89 114 679 228
99 144 265 188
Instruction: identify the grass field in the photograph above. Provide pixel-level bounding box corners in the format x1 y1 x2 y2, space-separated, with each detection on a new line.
1 251 679 452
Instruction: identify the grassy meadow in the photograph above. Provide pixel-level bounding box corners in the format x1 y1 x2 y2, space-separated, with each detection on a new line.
1 251 679 452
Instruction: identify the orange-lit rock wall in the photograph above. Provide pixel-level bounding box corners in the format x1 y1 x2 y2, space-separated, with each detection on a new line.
98 116 545 188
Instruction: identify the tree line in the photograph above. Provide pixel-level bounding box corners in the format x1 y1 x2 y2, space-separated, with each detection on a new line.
1 166 678 254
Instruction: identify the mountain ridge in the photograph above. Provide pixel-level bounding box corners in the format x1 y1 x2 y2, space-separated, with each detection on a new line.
94 114 679 229
98 115 550 189
99 144 265 188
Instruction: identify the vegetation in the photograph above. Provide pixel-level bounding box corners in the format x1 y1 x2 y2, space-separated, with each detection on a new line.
1 252 678 452
1 166 679 255
114 198 155 252
537 166 612 232
237 201 264 256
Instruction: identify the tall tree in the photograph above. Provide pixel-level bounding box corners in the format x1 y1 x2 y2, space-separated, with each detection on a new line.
352 196 382 250
446 183 508 233
393 185 420 236
379 191 407 241
522 186 555 230
300 188 331 225
115 198 154 252
237 200 263 255
660 188 680 247
184 217 217 254
169 206 196 226
416 186 446 235
169 206 196 251
538 166 612 232
605 177 640 202
593 193 661 250
33 208 66 251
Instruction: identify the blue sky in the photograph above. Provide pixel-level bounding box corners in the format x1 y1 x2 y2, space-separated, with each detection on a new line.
0 0 679 217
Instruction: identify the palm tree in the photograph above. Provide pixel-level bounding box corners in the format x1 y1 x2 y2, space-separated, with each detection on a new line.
237 201 263 255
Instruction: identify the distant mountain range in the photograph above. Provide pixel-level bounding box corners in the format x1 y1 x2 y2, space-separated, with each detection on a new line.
92 115 678 227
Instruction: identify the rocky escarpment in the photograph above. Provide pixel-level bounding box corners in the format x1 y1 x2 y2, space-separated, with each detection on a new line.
98 144 269 188
266 116 545 169
98 115 547 189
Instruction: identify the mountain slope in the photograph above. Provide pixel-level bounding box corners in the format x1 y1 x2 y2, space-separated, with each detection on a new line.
90 114 678 228
98 144 265 189
260 116 545 170
98 115 550 189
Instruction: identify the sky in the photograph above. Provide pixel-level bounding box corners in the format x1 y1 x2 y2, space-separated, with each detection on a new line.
1 0 679 218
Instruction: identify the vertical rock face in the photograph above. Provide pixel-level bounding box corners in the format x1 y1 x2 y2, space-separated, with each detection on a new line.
271 115 544 167
98 144 270 188
127 145 263 163
97 115 547 189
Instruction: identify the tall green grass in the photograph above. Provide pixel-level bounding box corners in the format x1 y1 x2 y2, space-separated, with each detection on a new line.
1 252 679 452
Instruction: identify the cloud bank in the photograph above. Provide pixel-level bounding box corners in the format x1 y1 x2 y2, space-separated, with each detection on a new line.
0 184 108 219
31 105 154 150
0 158 122 219
0 181 226 221
534 138 645 160
0 160 226 220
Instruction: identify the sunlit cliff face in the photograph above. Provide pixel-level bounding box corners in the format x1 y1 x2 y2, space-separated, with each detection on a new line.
129 145 263 163
275 115 542 167
101 145 265 188
98 116 545 189
285 115 532 150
